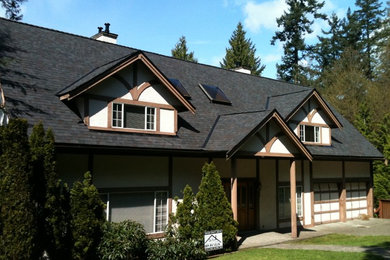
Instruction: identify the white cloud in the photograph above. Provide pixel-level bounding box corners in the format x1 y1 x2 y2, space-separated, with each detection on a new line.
243 0 288 33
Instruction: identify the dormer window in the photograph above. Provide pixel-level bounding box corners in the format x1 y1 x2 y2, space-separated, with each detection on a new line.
299 124 320 143
112 103 156 131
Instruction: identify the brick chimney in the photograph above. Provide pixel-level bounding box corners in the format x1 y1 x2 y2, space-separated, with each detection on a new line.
91 23 118 44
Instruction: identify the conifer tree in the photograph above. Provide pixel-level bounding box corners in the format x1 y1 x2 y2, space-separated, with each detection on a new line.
194 162 237 252
174 184 197 241
70 171 105 260
171 36 198 62
0 0 27 20
221 22 265 76
271 0 326 83
0 119 37 259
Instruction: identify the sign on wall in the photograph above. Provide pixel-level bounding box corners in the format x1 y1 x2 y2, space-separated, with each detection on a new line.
204 230 223 251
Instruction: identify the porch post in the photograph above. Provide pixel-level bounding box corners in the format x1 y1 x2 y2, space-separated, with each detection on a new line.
340 161 347 222
290 159 297 238
367 161 374 217
231 158 238 221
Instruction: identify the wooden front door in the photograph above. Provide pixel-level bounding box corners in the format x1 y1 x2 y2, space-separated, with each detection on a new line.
237 179 256 230
222 178 256 231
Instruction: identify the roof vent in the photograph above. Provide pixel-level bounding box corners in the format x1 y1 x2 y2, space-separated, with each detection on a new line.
91 23 118 44
232 66 251 74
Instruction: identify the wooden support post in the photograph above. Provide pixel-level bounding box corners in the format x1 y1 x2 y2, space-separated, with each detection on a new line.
367 161 374 217
290 159 297 238
231 158 238 221
340 161 347 222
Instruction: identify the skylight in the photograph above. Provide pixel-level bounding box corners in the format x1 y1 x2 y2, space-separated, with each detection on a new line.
168 78 191 99
198 84 231 105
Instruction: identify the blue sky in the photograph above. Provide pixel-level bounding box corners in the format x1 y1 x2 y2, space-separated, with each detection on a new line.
1 0 387 79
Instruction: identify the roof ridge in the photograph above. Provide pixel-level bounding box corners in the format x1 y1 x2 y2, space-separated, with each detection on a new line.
219 109 270 117
268 89 311 98
0 18 312 89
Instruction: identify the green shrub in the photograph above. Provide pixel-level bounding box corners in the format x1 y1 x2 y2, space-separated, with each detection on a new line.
99 220 148 260
146 237 206 260
70 171 105 260
194 162 238 252
174 184 197 240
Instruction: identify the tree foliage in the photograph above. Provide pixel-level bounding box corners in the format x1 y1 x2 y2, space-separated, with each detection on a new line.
271 0 326 83
0 119 37 259
171 36 198 62
194 162 238 252
70 171 105 260
1 0 26 20
221 22 265 76
174 184 197 241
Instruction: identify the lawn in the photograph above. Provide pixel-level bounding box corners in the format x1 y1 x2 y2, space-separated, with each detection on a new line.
291 234 390 249
215 248 383 259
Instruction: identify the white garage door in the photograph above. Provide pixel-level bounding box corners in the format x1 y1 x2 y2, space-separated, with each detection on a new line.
313 182 340 224
346 182 367 219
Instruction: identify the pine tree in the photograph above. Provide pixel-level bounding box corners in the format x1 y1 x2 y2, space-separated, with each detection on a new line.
194 162 237 252
70 171 105 260
271 0 326 83
221 22 265 76
171 36 198 62
0 119 37 259
0 0 27 20
174 184 197 241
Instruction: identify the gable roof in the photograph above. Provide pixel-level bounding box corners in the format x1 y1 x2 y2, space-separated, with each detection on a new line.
0 18 382 160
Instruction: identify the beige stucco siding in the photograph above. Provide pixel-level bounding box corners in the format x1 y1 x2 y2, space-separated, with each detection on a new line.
172 157 208 197
278 159 302 182
312 161 342 178
93 155 169 188
89 99 108 127
345 161 370 178
260 159 277 229
57 153 89 186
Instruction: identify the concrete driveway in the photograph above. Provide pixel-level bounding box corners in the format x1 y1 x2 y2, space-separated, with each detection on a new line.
238 218 390 249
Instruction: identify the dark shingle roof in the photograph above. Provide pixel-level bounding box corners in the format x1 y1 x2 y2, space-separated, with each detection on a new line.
0 18 382 159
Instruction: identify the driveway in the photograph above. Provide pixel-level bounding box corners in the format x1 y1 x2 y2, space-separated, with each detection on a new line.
238 218 390 249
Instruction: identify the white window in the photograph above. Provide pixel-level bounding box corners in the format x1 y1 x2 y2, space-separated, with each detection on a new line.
154 191 168 233
112 103 156 131
300 125 320 143
278 185 302 219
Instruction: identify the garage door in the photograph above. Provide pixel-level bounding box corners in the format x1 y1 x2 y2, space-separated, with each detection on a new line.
346 182 367 219
314 182 340 224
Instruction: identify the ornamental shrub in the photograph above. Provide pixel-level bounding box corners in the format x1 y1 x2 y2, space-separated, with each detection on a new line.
70 171 105 260
98 220 148 260
194 162 238 252
174 184 197 240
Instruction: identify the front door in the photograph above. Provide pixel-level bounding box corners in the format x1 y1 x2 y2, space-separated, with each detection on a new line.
222 178 256 231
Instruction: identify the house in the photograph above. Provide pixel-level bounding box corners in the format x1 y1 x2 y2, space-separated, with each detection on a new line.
0 18 383 238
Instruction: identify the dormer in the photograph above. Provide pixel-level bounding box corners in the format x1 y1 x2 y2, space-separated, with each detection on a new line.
57 52 195 135
286 90 342 146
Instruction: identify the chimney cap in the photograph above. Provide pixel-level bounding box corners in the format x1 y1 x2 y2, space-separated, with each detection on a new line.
104 23 110 33
98 26 103 33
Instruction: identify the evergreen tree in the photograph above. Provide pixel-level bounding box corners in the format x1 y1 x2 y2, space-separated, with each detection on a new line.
194 162 237 252
271 0 326 83
44 129 72 259
0 119 37 259
70 171 105 260
354 102 376 143
171 36 198 62
355 0 386 79
221 22 265 76
0 0 27 20
174 184 197 241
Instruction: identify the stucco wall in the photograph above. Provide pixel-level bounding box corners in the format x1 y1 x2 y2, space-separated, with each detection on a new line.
312 161 342 178
160 109 175 133
57 153 89 186
172 157 208 197
93 155 169 188
345 161 370 178
89 99 108 127
260 159 277 229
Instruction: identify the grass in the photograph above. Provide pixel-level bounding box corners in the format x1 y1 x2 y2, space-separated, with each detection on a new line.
291 234 390 249
215 248 383 259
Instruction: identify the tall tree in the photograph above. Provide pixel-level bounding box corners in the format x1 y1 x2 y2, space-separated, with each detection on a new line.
1 0 26 20
221 22 265 76
271 0 326 83
171 36 198 62
0 119 37 259
355 0 386 79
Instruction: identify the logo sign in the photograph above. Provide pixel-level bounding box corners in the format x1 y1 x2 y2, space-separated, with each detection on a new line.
204 230 223 251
